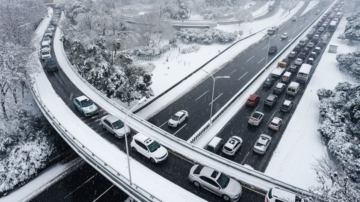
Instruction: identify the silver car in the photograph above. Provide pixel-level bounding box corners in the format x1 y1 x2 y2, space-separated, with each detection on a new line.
100 115 130 138
188 164 242 201
222 136 243 156
73 95 98 117
253 134 272 154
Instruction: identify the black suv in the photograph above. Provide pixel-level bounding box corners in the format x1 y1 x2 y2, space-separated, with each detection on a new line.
264 94 278 107
268 45 278 54
280 100 294 112
263 77 275 88
44 58 58 72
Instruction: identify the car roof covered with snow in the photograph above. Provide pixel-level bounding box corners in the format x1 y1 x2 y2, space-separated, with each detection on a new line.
283 100 292 106
275 83 286 88
76 95 89 102
271 117 282 124
224 136 242 149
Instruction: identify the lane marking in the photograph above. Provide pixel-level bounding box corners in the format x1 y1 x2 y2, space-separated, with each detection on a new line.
93 184 114 202
262 45 268 49
241 152 250 165
228 69 237 76
173 124 187 136
246 56 254 62
54 73 69 92
258 57 265 64
238 72 248 81
195 90 209 101
209 93 223 106
159 121 168 128
69 93 73 101
64 174 98 198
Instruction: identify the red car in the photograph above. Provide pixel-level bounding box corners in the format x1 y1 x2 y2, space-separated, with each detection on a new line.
246 94 260 107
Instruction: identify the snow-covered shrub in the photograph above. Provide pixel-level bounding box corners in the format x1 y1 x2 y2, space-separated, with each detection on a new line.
336 50 360 81
338 12 360 42
133 46 163 57
317 82 360 179
175 28 237 44
180 44 200 54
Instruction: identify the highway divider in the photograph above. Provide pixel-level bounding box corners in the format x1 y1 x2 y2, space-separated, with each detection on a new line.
188 0 334 144
50 1 334 199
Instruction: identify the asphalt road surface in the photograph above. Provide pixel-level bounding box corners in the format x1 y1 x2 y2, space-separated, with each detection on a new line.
147 1 330 142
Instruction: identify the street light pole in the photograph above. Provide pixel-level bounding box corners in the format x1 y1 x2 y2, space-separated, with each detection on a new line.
124 97 146 185
202 70 230 125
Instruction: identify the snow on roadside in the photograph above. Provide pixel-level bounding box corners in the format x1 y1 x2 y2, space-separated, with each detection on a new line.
265 15 358 190
136 1 305 118
252 1 273 17
0 159 83 202
300 0 320 16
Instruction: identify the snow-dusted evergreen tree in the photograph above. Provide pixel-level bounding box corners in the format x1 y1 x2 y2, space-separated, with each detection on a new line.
161 0 191 20
338 12 360 42
317 82 360 179
309 157 360 202
336 50 360 81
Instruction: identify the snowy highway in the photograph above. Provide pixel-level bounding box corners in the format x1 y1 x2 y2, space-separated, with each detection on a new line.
31 1 335 201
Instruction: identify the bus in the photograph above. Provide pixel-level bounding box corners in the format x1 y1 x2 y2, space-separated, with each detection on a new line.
296 64 312 84
328 21 337 32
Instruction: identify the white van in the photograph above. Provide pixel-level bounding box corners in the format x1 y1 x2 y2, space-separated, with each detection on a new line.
296 64 312 84
207 137 224 154
265 187 307 202
287 81 300 96
298 37 308 46
335 12 342 18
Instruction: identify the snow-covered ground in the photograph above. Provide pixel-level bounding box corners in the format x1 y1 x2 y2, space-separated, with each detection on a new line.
0 159 83 202
300 0 320 16
252 1 273 18
265 14 358 190
136 1 305 118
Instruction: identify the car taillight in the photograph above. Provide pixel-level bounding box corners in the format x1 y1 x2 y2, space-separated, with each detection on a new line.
266 198 271 202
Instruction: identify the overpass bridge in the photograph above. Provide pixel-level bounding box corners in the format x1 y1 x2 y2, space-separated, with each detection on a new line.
28 2 335 201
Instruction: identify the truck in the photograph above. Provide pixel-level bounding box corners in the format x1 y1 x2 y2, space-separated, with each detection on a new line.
271 61 287 78
328 21 337 32
267 26 278 35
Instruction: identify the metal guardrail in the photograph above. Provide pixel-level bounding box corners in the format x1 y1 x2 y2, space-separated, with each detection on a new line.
29 78 161 202
188 0 334 144
53 24 322 196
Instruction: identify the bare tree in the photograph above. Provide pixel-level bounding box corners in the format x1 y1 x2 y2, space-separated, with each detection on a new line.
309 157 360 202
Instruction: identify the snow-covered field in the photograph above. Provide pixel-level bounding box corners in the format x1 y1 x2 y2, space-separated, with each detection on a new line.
136 1 305 118
301 0 320 16
265 15 358 190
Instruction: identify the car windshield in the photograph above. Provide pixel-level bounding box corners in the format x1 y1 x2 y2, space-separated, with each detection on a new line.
80 99 93 107
42 51 49 54
148 141 160 152
171 115 180 121
112 120 124 129
216 173 230 189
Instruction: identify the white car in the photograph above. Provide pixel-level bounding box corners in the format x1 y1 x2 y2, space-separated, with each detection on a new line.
168 110 188 127
188 164 242 201
47 25 55 31
253 134 272 154
131 133 168 163
222 136 243 156
280 33 288 40
294 58 303 66
41 41 51 51
100 115 130 138
42 37 51 45
44 29 53 37
268 117 282 131
41 49 51 60
266 187 306 202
